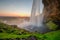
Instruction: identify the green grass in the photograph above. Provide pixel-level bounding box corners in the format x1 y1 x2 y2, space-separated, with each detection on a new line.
0 30 60 40
44 30 60 40
46 21 58 30
0 22 60 40
0 33 31 39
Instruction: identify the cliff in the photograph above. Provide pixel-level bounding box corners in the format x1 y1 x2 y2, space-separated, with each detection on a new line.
42 0 60 26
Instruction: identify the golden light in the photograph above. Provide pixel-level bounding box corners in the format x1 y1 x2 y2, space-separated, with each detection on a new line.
0 11 30 17
19 13 30 17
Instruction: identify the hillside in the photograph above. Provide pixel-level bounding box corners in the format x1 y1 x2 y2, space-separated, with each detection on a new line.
0 22 60 40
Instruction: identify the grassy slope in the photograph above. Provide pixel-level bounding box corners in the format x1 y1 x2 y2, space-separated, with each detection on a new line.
44 30 60 40
0 22 60 40
0 33 31 38
0 22 31 39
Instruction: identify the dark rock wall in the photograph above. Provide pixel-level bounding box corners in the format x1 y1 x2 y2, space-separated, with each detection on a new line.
42 0 60 24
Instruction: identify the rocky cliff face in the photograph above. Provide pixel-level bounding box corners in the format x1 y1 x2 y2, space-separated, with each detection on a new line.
42 0 60 25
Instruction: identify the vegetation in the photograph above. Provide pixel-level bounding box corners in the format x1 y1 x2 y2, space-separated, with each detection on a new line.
0 22 60 40
46 21 58 30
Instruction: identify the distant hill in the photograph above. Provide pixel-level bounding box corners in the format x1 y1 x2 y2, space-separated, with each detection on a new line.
0 16 30 19
0 16 30 22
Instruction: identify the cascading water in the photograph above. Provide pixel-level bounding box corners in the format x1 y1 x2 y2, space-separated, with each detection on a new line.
30 0 44 27
18 0 49 33
18 0 44 29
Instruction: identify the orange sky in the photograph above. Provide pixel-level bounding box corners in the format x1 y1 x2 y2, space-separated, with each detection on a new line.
0 0 43 17
0 12 30 17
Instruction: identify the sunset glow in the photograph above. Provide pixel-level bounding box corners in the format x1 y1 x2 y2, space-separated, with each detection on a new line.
0 13 30 17
0 0 43 17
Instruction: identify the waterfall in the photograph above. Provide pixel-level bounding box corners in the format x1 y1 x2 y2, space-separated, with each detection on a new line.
18 0 44 28
17 0 50 33
30 0 44 27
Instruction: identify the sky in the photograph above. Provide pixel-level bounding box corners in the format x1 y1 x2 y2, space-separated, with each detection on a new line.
0 0 44 17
